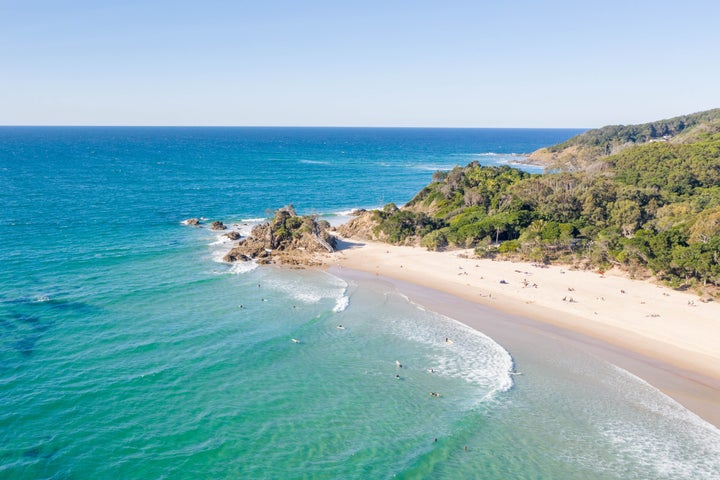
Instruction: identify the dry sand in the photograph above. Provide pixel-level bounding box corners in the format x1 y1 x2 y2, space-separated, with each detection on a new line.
325 237 720 428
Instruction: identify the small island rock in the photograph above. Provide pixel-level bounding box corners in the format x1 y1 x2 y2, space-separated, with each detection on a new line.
222 206 336 267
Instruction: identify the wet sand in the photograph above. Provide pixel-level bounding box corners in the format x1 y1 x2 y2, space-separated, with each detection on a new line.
326 238 720 428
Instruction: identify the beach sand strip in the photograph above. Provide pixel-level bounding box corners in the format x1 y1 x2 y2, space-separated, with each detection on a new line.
326 238 720 428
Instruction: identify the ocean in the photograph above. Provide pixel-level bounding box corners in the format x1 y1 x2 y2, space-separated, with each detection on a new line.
1 127 719 479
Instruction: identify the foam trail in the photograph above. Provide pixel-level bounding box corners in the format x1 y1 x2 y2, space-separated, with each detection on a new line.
299 159 330 165
229 261 258 274
264 272 349 308
380 291 514 403
333 293 349 313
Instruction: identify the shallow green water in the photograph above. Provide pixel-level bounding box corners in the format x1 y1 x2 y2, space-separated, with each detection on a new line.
2 127 718 479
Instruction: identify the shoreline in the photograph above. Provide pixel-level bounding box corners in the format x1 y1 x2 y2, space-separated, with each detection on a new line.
324 237 720 429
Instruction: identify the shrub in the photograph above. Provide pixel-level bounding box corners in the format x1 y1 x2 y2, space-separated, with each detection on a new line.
497 239 520 253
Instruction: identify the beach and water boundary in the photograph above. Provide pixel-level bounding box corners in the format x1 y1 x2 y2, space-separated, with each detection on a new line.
4 126 719 478
326 238 720 429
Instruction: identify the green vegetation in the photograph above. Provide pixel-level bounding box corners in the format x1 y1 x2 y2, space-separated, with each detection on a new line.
548 108 720 154
528 108 720 171
369 129 720 291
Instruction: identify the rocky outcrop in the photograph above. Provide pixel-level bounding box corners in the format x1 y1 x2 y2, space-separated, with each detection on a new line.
525 145 600 171
336 209 379 240
183 218 201 226
223 231 241 240
210 221 227 230
222 206 337 267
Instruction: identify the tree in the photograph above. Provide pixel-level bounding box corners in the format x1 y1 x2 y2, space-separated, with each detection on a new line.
610 199 641 237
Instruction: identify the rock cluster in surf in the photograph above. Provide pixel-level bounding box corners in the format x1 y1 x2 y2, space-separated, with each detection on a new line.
222 206 337 266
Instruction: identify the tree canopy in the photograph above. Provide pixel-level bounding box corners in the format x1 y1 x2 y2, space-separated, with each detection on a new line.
366 129 720 290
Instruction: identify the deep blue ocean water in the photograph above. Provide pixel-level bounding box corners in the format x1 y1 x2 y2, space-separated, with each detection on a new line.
1 127 719 479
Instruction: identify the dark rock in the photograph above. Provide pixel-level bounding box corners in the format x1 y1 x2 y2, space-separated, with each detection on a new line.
210 221 227 231
223 231 241 240
184 218 200 226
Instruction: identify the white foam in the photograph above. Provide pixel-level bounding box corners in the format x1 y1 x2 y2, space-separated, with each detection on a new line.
208 233 237 246
299 159 330 165
412 164 460 172
471 152 525 157
229 261 258 274
332 209 362 216
225 218 265 236
202 219 262 267
608 365 720 432
557 363 720 478
210 249 228 264
598 417 720 479
384 293 514 400
332 294 349 313
263 272 348 309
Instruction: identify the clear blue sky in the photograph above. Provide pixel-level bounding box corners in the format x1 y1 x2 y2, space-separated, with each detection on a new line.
1 0 719 127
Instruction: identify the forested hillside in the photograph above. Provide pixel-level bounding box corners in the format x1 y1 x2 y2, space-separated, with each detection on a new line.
526 108 720 171
343 127 720 291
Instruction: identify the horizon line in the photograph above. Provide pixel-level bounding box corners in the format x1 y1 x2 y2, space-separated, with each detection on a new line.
0 124 590 130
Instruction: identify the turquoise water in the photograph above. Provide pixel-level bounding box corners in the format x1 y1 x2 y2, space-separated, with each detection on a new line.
2 127 719 479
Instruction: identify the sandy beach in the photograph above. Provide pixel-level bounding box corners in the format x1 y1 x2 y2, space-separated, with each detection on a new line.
326 237 720 428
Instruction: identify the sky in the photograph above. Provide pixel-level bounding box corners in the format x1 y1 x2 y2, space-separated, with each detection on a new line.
1 0 719 128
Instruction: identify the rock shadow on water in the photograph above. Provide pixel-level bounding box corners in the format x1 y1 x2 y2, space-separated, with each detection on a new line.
22 439 59 460
12 335 39 356
0 295 100 357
